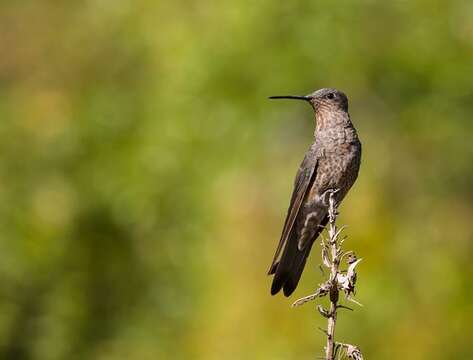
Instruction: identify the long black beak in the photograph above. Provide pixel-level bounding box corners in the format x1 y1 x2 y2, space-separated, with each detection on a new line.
268 95 310 101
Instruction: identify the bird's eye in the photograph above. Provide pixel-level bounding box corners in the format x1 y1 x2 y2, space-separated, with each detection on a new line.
326 93 335 99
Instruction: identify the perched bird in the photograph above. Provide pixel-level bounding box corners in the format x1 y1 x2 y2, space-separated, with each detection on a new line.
268 88 361 296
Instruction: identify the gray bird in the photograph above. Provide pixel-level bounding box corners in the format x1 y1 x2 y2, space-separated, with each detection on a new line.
268 88 361 296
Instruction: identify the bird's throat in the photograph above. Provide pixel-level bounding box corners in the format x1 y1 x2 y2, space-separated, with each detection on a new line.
315 110 351 134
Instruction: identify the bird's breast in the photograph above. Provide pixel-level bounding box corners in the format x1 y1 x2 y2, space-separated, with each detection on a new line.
311 139 361 200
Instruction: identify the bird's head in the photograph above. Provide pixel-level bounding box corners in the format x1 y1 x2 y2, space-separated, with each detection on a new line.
269 88 348 113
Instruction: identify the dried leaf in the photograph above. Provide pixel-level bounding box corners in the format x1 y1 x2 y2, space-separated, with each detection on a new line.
345 344 363 360
322 247 331 268
292 281 331 307
317 305 330 318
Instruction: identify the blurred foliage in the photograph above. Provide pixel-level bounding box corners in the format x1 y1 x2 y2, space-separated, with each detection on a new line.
0 0 472 359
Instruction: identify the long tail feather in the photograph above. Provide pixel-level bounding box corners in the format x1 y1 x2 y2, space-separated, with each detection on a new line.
270 216 328 296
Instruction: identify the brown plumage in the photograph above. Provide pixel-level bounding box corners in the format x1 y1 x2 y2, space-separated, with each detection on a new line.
268 88 361 296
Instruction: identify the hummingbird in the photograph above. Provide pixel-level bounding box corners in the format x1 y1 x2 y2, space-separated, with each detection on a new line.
268 88 361 296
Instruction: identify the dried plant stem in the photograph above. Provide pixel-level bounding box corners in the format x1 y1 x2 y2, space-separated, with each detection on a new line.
292 189 363 360
325 192 340 360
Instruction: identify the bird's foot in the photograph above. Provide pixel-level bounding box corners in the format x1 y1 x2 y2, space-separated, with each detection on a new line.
321 188 340 208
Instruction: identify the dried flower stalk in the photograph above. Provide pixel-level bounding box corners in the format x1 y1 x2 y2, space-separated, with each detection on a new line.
293 190 363 360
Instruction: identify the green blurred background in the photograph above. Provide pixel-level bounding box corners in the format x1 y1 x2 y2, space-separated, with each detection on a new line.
0 0 472 359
